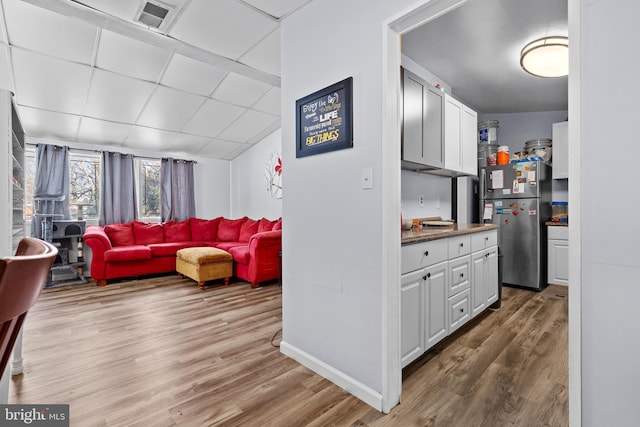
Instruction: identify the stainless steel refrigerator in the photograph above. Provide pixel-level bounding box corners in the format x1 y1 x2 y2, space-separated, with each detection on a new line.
480 160 551 291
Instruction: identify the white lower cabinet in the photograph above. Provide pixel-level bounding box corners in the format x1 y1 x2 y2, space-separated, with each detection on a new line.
424 261 448 350
401 229 498 368
471 245 499 318
548 226 569 285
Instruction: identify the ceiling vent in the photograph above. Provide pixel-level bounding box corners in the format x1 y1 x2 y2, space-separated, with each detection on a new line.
135 1 174 31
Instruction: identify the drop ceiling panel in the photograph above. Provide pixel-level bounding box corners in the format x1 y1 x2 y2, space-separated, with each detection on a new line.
136 86 205 131
168 0 278 60
96 30 171 82
123 125 176 151
217 109 279 143
161 54 227 96
242 0 311 19
3 0 97 64
77 116 133 145
11 48 93 114
74 0 140 22
84 69 156 123
238 28 281 77
197 138 245 159
252 87 281 116
181 98 245 137
212 72 272 107
163 132 211 154
18 106 80 141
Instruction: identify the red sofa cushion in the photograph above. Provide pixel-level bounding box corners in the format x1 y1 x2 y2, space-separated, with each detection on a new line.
239 218 259 242
104 222 135 247
147 242 196 257
189 217 221 241
104 245 152 262
257 218 275 233
215 242 246 251
229 246 250 264
164 220 191 242
272 218 282 231
217 217 246 242
133 221 165 245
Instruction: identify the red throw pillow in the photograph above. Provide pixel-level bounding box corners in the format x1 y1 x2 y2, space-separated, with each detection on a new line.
239 218 259 242
104 222 135 247
164 220 191 242
272 218 282 231
257 218 274 233
189 217 221 241
217 217 246 242
133 221 165 245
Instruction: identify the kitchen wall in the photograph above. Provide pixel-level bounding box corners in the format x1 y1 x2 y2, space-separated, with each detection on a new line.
478 111 569 203
401 170 452 220
230 128 282 220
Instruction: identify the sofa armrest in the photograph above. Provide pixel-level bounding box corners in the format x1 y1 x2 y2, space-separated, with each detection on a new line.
83 225 112 280
247 230 282 280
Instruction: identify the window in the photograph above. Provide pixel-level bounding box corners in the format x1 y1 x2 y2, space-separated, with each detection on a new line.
135 158 161 221
69 153 101 220
25 146 162 224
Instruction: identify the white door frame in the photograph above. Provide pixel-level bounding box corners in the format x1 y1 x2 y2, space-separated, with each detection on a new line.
381 1 581 423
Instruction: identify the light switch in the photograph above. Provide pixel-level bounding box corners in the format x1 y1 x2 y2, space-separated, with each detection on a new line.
362 167 373 189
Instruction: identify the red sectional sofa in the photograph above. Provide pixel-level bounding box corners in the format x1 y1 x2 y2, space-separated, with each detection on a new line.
83 216 282 288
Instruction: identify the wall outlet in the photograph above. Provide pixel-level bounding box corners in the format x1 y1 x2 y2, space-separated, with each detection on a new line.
419 195 424 206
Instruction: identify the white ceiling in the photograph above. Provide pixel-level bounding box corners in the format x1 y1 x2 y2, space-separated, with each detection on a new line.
0 0 310 160
402 0 568 114
0 0 568 160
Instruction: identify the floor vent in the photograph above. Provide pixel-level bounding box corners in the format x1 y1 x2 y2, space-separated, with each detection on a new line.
135 1 172 30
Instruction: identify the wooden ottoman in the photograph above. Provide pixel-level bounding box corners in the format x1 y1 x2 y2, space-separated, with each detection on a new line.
176 247 233 290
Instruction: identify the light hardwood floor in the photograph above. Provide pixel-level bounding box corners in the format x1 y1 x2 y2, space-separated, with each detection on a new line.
9 276 568 426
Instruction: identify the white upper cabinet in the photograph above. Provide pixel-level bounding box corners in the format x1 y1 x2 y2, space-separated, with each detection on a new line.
401 66 477 176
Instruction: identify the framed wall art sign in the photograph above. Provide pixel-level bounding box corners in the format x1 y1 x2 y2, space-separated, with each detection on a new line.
296 77 353 158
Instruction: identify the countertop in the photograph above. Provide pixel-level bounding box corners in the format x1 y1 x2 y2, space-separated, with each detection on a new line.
545 221 569 226
401 223 498 245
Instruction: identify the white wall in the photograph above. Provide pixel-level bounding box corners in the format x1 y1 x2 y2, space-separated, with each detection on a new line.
401 170 452 220
280 0 418 411
580 0 640 425
230 128 282 220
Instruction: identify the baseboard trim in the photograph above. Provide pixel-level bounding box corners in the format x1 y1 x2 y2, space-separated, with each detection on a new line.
280 341 383 411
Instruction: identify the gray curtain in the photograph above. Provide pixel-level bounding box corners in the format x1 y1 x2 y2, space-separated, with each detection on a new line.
100 151 137 226
160 158 195 222
32 144 70 240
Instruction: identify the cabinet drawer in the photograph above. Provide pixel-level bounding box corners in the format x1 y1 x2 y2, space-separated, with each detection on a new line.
548 226 569 240
471 230 498 252
449 256 470 296
401 239 448 274
448 288 471 333
448 235 470 258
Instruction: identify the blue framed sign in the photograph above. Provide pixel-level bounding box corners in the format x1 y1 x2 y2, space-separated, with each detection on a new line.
296 77 353 158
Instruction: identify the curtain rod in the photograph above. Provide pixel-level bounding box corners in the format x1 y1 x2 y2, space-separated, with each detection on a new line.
25 142 197 163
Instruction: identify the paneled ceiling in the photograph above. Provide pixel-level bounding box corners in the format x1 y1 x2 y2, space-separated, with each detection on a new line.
0 0 568 159
402 0 568 114
0 0 310 159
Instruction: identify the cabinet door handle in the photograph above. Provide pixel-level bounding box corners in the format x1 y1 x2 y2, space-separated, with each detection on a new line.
460 308 465 313
460 273 464 278
485 236 489 241
426 272 431 279
459 242 464 247
424 250 429 256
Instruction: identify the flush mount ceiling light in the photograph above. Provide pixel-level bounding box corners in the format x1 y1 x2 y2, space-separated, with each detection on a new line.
520 36 569 78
